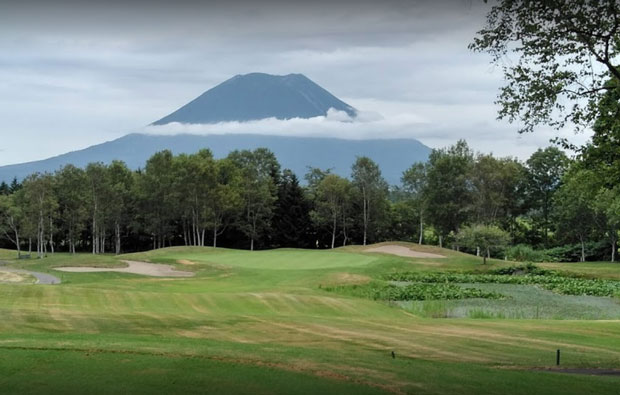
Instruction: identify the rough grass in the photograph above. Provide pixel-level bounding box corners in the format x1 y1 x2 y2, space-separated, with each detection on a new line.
0 243 618 394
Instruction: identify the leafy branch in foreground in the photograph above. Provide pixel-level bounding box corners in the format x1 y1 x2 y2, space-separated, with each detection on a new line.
470 0 620 133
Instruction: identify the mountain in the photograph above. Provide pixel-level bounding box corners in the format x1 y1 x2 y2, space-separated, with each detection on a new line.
152 73 357 125
0 134 430 185
0 73 432 184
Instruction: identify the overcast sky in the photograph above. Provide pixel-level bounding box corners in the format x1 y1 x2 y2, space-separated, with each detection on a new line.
0 0 591 166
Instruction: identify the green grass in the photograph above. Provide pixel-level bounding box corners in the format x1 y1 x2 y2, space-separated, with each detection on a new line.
0 243 619 394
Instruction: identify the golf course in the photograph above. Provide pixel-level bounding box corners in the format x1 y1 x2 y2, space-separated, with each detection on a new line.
1 243 619 394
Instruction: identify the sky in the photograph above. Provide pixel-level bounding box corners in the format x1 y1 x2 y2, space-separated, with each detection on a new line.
0 0 592 166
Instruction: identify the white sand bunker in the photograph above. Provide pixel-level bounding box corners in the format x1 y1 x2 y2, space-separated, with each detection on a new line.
365 245 445 258
55 260 194 277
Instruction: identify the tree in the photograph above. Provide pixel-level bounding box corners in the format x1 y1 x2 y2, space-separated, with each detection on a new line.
312 174 351 249
524 147 569 247
582 77 620 186
107 161 134 254
228 149 279 250
0 182 9 195
457 224 510 264
137 151 176 249
208 158 243 248
425 140 474 247
0 194 23 257
351 157 388 246
55 165 88 254
273 170 312 248
593 186 620 262
471 0 620 134
471 155 525 226
402 162 428 244
554 168 598 262
19 174 57 258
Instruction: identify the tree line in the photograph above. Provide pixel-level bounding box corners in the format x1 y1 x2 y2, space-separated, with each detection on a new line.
0 138 618 262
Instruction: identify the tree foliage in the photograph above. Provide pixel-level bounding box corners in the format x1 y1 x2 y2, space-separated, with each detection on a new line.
471 0 620 133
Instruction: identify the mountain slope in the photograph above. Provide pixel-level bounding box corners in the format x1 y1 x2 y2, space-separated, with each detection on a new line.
152 73 356 125
0 134 430 185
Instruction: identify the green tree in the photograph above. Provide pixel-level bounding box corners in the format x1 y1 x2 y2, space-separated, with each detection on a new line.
273 170 312 248
0 194 24 257
137 151 176 250
312 174 351 249
471 0 620 134
593 186 620 262
55 165 88 254
107 161 134 254
425 140 474 248
457 224 510 265
351 157 388 246
228 149 279 250
19 174 57 258
582 77 620 186
554 168 598 262
402 162 428 244
525 147 569 246
208 158 243 248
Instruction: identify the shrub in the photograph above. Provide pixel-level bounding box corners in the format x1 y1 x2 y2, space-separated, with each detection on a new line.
505 244 546 262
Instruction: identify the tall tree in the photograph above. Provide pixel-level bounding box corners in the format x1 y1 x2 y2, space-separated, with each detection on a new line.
312 174 351 249
107 161 134 254
273 170 312 248
208 158 243 248
0 194 23 257
471 0 620 134
137 151 176 249
19 174 57 258
525 147 569 247
402 162 428 244
554 168 598 262
55 165 88 254
228 149 279 250
351 157 388 246
425 140 474 248
593 186 620 262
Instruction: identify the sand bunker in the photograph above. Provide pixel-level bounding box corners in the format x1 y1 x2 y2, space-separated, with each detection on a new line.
55 260 194 277
365 245 445 258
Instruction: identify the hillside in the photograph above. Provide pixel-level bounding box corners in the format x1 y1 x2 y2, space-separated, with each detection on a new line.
0 133 430 185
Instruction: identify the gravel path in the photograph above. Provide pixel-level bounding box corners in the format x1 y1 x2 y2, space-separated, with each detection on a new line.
55 260 194 277
365 245 445 258
0 262 61 284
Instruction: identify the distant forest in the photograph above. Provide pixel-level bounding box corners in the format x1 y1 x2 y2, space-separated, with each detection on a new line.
0 138 618 263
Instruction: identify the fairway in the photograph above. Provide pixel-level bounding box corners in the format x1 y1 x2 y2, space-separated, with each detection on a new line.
0 244 619 394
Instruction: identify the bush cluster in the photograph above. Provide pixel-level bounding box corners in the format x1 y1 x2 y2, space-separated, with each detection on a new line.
385 269 620 297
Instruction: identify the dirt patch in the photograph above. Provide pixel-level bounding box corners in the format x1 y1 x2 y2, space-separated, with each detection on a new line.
0 271 33 283
177 259 196 265
365 245 445 259
54 260 194 278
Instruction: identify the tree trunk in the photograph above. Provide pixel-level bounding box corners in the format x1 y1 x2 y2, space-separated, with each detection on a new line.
612 238 616 263
250 237 254 251
49 216 54 254
115 222 121 255
213 227 217 248
476 246 480 257
331 214 336 249
418 211 423 245
438 235 443 249
580 238 586 262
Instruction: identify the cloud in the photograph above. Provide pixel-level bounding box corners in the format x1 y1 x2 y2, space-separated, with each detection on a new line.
142 107 429 140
